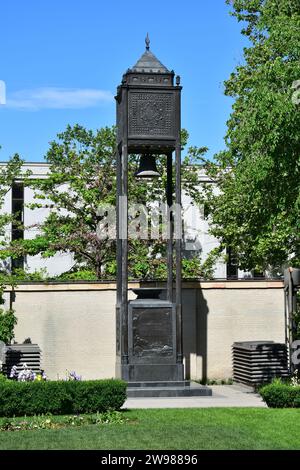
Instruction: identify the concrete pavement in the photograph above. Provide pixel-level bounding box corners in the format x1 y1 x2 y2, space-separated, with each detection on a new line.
123 384 267 408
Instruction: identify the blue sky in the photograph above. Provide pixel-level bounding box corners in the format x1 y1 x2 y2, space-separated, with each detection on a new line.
0 0 248 162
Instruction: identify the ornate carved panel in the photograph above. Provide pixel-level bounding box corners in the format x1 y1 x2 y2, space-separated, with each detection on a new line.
132 307 173 357
128 74 173 86
128 92 175 137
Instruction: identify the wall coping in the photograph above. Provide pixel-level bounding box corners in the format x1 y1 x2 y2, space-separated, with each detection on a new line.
3 280 284 292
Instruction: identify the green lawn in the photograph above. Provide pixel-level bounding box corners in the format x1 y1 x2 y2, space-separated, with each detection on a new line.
0 408 299 450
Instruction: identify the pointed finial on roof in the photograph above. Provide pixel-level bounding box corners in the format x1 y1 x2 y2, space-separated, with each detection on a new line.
132 35 170 73
145 33 150 51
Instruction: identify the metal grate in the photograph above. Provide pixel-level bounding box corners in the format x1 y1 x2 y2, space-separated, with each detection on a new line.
3 343 41 376
232 341 289 386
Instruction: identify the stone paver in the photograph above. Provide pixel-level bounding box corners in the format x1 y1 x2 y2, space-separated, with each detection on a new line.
123 384 267 409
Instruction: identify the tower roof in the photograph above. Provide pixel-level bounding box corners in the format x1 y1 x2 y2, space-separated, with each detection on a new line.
132 34 170 73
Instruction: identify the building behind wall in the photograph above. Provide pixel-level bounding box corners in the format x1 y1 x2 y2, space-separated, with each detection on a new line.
0 163 74 277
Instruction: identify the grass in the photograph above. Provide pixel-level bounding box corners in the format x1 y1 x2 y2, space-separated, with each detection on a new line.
0 408 300 450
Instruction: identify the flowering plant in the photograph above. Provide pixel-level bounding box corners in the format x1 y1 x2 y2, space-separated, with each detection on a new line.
9 364 47 382
65 370 82 381
35 370 47 381
291 369 300 387
0 411 129 432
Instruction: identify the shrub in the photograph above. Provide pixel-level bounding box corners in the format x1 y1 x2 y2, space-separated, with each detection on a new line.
260 380 300 408
56 269 98 281
0 308 17 344
0 379 127 417
65 380 126 414
0 411 129 431
0 374 8 383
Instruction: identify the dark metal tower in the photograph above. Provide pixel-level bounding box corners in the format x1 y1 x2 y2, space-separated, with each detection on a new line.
115 35 183 382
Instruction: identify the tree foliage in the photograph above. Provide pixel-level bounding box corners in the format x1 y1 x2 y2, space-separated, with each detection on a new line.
0 308 17 344
201 0 300 273
0 152 22 343
0 153 24 241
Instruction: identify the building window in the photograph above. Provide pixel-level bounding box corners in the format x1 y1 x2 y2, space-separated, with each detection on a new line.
11 182 24 271
226 246 238 280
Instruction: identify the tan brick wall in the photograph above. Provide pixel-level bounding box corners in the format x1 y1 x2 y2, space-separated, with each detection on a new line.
12 290 116 380
7 281 285 381
187 287 285 380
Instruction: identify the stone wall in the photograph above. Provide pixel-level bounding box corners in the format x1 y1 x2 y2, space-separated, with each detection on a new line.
4 281 285 380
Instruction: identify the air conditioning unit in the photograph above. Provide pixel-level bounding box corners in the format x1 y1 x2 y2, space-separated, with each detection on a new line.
232 341 289 386
2 343 41 377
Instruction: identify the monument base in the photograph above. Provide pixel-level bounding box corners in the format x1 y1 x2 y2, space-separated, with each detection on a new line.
117 363 184 382
116 291 188 388
126 380 212 398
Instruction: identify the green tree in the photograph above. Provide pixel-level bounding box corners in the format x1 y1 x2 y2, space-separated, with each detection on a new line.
8 125 209 280
201 0 300 273
0 152 23 342
0 153 24 242
0 307 17 344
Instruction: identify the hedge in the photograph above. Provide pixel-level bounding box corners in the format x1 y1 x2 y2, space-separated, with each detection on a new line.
0 379 127 417
260 381 300 408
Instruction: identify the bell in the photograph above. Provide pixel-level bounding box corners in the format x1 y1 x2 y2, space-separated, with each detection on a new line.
135 154 160 178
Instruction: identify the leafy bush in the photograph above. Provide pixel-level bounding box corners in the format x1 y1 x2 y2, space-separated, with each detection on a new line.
260 379 300 408
64 380 126 414
0 308 17 344
0 374 9 383
1 268 49 282
0 379 127 417
0 410 129 431
56 270 98 281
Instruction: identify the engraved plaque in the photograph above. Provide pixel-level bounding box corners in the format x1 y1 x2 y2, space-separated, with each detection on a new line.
132 308 173 357
128 92 175 137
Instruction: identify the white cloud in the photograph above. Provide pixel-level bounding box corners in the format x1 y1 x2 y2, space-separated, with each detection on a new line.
5 87 114 110
0 80 6 105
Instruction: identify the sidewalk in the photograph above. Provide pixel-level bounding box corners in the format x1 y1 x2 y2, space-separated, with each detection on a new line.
123 384 267 408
